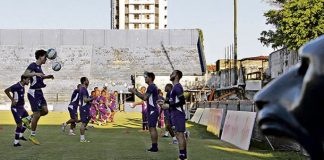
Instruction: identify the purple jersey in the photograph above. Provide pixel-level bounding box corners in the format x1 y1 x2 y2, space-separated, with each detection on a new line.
169 83 184 110
9 82 25 108
69 89 79 106
169 83 186 132
27 62 46 89
79 86 90 108
146 83 159 112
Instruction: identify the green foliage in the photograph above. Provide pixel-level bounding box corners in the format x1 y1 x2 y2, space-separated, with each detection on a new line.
260 0 324 50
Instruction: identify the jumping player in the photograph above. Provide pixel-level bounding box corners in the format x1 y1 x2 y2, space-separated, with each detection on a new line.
22 49 54 145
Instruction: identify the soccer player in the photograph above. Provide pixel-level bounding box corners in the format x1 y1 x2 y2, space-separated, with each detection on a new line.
131 86 148 131
22 49 54 145
161 83 177 144
169 70 187 160
62 84 81 135
129 72 159 152
98 90 109 125
79 77 92 142
4 75 30 147
108 91 118 122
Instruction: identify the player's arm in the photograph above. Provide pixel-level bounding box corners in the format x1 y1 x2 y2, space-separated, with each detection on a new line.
131 101 144 108
83 95 93 104
4 86 17 106
169 91 186 108
128 88 151 101
42 75 54 79
23 69 43 78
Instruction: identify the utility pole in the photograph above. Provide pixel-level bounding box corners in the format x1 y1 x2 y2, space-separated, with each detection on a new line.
233 0 238 85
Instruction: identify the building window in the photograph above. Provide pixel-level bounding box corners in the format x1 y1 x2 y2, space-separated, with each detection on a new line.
145 4 150 10
146 24 150 29
165 6 167 10
134 24 139 29
134 4 139 10
146 14 150 19
134 14 140 19
164 24 167 28
164 15 167 19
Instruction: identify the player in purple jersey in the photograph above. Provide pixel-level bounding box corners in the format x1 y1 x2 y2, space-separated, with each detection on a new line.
79 77 92 142
4 75 30 147
129 72 159 152
61 84 81 135
159 83 177 144
169 70 187 160
21 49 54 145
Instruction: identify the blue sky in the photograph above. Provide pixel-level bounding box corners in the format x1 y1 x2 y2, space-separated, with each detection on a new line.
0 0 275 64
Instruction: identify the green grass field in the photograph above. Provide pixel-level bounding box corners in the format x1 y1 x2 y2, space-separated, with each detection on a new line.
0 111 305 160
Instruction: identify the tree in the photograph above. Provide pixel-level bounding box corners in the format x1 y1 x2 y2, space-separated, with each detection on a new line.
260 0 324 50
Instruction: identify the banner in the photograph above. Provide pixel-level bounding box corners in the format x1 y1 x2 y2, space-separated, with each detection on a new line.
221 111 256 150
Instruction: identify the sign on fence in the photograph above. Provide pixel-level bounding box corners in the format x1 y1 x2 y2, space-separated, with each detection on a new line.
190 108 204 123
207 108 224 138
221 111 256 150
199 108 211 126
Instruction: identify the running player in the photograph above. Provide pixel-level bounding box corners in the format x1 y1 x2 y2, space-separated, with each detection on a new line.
61 84 81 135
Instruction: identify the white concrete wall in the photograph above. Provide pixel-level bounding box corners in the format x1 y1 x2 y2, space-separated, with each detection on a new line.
0 29 205 104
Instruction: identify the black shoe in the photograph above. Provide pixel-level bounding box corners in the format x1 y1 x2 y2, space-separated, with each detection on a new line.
20 136 27 141
14 143 22 147
162 135 169 138
147 148 158 152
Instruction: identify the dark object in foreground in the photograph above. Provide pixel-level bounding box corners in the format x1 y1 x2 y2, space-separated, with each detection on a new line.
254 35 324 160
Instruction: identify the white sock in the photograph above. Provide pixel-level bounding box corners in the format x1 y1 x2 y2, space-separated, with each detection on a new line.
14 139 19 144
26 116 32 121
19 133 23 138
172 137 177 140
80 135 85 140
164 131 169 136
31 131 36 136
70 129 74 133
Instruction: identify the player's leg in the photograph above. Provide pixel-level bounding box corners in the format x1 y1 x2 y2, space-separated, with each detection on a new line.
79 107 90 142
173 112 187 160
11 108 22 147
147 110 159 152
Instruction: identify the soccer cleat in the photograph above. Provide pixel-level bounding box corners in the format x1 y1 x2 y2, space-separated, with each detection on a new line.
80 139 90 143
13 143 22 147
21 118 31 130
172 139 178 144
147 148 158 152
68 132 76 136
61 123 66 132
29 135 40 145
19 136 27 141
